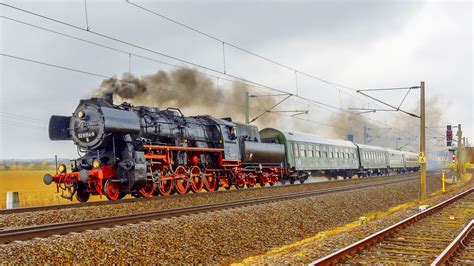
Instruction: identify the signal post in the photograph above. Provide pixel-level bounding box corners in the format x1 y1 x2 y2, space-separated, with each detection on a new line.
457 124 464 178
419 81 426 200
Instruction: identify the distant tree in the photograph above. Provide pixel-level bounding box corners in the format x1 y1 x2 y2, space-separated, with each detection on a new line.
41 161 49 169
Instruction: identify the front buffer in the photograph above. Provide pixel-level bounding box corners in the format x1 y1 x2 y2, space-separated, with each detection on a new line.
43 164 119 202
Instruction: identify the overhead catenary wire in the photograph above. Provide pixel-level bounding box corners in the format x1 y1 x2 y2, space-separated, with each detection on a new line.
0 120 47 131
1 14 356 130
1 3 435 142
122 2 432 137
0 4 392 123
125 0 390 109
125 0 359 93
124 1 446 139
0 52 349 131
0 111 47 123
0 13 387 134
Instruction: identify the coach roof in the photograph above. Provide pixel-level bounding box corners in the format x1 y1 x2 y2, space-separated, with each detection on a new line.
261 128 357 148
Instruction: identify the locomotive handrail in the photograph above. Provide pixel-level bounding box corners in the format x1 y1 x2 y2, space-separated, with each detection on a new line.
143 144 224 152
165 107 184 117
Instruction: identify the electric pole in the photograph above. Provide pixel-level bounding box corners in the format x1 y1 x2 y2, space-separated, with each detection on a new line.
419 81 426 200
457 124 463 177
353 82 426 200
364 126 369 144
245 91 250 124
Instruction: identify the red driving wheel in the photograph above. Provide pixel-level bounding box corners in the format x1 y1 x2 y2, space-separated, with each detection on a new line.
174 166 190 194
190 166 203 193
104 179 120 201
139 181 155 197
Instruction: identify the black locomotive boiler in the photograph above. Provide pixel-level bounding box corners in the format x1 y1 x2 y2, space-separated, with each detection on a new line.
44 96 285 202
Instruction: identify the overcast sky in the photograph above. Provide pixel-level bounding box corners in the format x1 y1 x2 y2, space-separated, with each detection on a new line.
0 0 472 159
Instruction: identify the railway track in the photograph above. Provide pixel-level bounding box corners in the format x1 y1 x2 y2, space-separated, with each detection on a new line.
310 187 474 265
432 219 474 265
0 171 425 215
0 174 424 244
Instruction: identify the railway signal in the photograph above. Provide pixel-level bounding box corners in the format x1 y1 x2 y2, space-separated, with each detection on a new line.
446 125 453 146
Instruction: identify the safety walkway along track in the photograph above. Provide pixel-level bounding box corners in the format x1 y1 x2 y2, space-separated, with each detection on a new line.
0 172 425 215
310 187 474 265
0 175 421 244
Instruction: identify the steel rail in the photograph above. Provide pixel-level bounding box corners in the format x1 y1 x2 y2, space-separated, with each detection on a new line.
431 219 473 266
0 172 425 215
310 187 474 266
0 175 423 244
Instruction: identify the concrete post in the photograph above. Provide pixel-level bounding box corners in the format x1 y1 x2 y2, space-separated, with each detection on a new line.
6 192 19 209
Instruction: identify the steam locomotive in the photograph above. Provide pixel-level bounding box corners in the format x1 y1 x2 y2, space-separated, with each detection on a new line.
44 95 285 202
44 96 419 202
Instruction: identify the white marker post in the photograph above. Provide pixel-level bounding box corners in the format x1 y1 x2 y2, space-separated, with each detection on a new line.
6 192 19 209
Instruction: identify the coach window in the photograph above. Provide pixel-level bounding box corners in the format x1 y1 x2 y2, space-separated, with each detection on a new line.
300 144 306 157
315 145 320 158
293 143 299 158
308 145 314 157
329 151 333 158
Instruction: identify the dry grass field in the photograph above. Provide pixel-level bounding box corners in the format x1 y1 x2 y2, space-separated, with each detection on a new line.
0 170 104 208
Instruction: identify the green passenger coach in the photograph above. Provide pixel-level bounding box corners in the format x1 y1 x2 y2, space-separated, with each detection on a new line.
259 128 359 182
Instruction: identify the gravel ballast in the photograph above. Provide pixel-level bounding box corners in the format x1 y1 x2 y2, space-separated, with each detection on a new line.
0 173 423 229
241 176 473 264
0 174 448 264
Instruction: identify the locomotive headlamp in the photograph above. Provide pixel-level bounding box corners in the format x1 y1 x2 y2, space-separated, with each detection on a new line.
58 164 67 173
77 111 85 118
92 160 101 169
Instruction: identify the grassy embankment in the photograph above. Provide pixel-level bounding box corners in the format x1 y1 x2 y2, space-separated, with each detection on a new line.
0 170 104 208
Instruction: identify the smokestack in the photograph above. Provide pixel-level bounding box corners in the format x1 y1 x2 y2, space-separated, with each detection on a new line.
347 134 354 142
103 92 113 105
